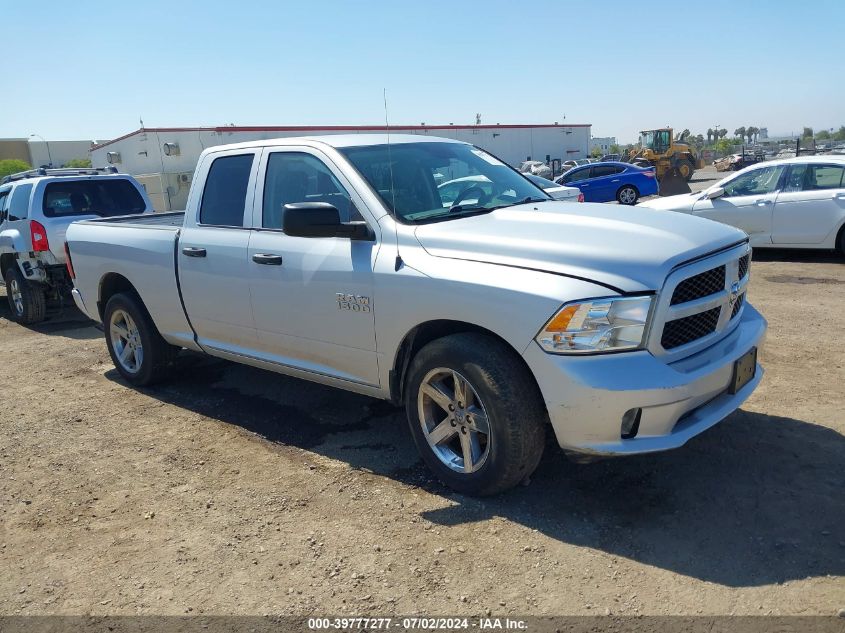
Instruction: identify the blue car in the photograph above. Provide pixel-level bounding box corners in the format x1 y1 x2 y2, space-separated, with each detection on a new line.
554 161 659 205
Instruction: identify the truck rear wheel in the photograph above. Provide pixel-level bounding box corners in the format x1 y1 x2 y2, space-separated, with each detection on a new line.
679 160 695 181
103 292 178 386
404 333 546 496
4 266 46 324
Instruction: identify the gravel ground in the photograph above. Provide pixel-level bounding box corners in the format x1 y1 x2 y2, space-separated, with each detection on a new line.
1 249 843 617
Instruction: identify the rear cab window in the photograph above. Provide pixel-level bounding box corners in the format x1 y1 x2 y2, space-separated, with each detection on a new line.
199 154 255 227
42 179 146 217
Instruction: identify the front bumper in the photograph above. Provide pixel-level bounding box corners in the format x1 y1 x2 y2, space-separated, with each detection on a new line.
524 303 767 455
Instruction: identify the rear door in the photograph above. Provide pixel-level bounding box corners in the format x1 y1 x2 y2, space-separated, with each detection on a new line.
771 162 845 244
691 164 786 246
589 164 624 201
178 149 261 355
0 183 32 256
560 167 594 200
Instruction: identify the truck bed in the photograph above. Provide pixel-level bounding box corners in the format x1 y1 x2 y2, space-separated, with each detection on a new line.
78 211 185 228
65 212 196 348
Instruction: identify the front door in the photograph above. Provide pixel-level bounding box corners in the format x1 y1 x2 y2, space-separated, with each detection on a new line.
561 166 594 201
772 162 845 244
178 150 260 355
247 148 380 386
692 164 786 246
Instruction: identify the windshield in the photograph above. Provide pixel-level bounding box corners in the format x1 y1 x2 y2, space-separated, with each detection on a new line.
42 179 146 218
526 174 555 190
340 142 548 223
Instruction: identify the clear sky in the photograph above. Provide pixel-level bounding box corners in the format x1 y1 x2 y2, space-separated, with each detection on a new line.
4 0 843 144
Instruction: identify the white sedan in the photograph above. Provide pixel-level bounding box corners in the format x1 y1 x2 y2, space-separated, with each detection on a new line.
638 156 845 255
523 173 583 202
438 174 582 205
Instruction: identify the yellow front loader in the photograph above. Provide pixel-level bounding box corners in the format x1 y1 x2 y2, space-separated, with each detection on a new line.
628 128 704 181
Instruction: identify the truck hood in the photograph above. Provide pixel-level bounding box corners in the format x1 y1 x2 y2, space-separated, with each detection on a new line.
413 201 747 292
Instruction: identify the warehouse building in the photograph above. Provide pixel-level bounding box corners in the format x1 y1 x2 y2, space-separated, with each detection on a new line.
0 138 92 168
90 123 591 211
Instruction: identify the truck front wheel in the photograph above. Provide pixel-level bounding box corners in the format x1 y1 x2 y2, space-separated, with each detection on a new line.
404 333 546 496
104 292 177 386
4 266 46 324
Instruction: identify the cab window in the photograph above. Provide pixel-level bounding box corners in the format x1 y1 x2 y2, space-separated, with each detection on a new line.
9 183 33 220
262 152 361 230
199 154 255 227
591 165 623 178
562 167 590 183
0 189 10 222
722 165 785 197
783 164 845 192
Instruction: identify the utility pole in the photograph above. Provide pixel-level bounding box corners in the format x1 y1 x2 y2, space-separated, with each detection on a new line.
30 134 53 167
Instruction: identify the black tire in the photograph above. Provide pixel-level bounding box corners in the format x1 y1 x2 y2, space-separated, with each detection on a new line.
4 266 47 324
616 185 639 205
103 292 178 386
404 333 546 496
838 226 845 258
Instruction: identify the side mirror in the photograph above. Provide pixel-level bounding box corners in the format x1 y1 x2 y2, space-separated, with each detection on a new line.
706 187 725 200
282 202 373 240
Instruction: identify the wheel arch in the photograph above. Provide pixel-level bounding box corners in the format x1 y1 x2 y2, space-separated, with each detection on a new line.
97 272 141 321
389 319 542 408
835 220 845 254
0 253 18 277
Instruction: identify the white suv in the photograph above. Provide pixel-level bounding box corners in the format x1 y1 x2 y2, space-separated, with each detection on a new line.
0 167 152 323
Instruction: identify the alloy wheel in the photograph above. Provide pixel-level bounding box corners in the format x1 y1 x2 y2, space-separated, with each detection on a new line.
619 187 637 204
9 278 24 316
417 368 491 473
110 309 144 374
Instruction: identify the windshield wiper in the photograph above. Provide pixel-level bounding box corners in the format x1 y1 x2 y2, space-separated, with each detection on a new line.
448 203 488 214
413 207 495 224
515 196 548 205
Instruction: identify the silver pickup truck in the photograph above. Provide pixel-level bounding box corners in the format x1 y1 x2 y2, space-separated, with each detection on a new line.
65 135 766 495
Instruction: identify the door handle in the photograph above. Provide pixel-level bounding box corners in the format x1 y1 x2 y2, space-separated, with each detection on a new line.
611 179 620 182
835 193 845 200
252 253 283 266
755 199 772 206
182 246 207 257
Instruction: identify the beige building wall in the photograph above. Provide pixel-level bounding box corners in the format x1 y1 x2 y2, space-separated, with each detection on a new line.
0 139 32 163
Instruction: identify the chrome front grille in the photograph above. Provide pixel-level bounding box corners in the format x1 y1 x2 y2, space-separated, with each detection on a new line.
731 292 745 319
738 254 749 280
650 244 751 358
670 265 726 305
661 306 722 349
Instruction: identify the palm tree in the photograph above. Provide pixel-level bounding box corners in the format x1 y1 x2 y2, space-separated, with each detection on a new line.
706 128 713 144
718 128 728 140
734 126 746 141
746 126 758 144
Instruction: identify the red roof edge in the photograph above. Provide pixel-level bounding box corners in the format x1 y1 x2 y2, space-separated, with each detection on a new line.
90 123 592 151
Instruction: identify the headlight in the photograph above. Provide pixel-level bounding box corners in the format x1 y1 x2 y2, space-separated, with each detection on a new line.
535 296 653 354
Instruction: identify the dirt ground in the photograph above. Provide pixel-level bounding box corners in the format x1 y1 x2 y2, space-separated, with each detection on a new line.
1 250 843 617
